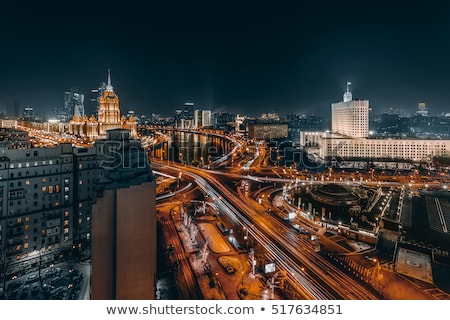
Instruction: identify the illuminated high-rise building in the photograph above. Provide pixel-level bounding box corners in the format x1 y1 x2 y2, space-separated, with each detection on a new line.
331 82 369 138
62 88 85 121
194 109 212 128
97 69 121 135
300 82 450 161
69 70 137 139
22 107 35 122
416 102 428 117
0 143 96 280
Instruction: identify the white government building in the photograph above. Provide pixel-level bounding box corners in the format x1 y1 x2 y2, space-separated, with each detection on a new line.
300 82 450 162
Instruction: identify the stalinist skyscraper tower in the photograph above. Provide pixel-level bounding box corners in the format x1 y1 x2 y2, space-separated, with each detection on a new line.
97 69 122 136
69 69 137 139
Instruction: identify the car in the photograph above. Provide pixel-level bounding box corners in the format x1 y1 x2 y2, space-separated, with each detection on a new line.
50 286 68 300
26 274 39 283
44 269 57 279
50 276 63 286
42 284 55 293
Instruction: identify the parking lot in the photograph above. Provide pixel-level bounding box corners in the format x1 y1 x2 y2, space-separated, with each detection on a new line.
2 263 86 300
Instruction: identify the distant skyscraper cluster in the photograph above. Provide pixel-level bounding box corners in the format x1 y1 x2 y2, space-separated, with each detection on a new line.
59 88 85 122
174 102 212 129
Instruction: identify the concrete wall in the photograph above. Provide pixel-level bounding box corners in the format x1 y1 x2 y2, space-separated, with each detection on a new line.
116 180 157 299
91 180 157 300
91 189 116 299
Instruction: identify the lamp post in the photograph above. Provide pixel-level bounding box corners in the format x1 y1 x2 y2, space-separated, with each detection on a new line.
177 172 182 190
262 194 270 213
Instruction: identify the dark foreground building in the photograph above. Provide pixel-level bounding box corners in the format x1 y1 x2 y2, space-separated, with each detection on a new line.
91 129 157 299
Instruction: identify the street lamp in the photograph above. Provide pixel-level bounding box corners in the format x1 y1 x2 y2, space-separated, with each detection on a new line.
261 194 270 213
177 172 182 189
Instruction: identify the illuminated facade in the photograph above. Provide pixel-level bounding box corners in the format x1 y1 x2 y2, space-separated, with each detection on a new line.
301 83 450 161
331 82 369 138
194 109 212 128
69 70 137 139
0 144 96 278
300 131 450 161
247 123 289 140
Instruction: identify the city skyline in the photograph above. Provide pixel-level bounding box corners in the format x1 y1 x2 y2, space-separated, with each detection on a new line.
1 2 450 117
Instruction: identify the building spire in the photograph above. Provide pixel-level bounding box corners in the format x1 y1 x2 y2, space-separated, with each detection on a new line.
106 68 114 92
343 81 352 102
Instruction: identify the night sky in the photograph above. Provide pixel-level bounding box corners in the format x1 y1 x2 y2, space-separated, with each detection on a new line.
1 1 450 118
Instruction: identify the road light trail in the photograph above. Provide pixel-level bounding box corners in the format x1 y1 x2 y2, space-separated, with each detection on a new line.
154 161 379 299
